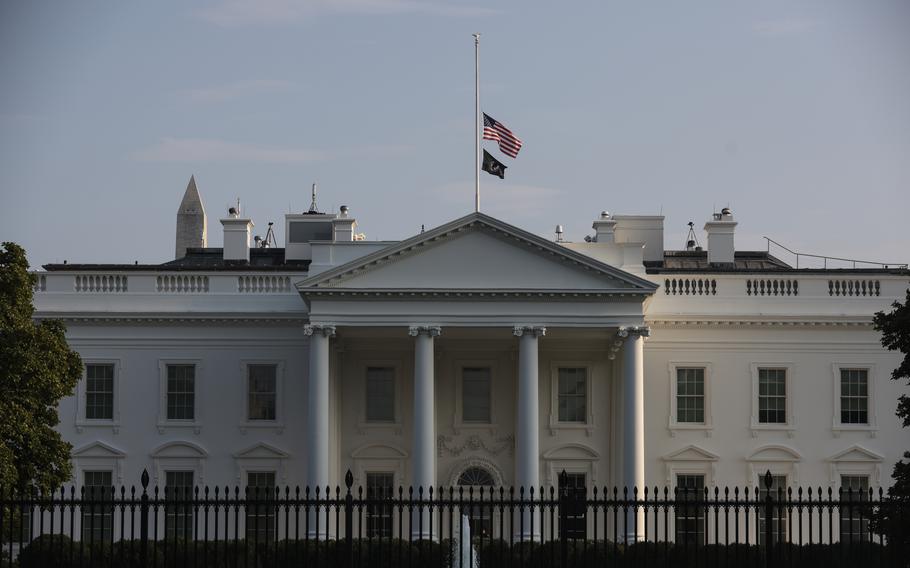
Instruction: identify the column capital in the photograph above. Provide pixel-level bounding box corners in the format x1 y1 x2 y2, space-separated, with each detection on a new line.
617 325 650 339
408 325 442 337
304 324 336 338
513 325 547 338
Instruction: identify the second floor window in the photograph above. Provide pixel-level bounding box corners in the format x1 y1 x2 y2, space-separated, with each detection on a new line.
167 364 195 420
85 364 114 420
676 368 705 424
248 364 277 421
840 369 869 424
557 367 587 423
758 368 787 424
462 367 491 423
366 367 395 422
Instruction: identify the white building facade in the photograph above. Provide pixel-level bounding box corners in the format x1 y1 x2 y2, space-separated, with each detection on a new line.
34 184 909 530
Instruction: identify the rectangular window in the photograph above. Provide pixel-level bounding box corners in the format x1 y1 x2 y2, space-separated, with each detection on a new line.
758 475 788 546
365 472 394 538
462 367 491 423
246 472 277 542
365 367 395 422
248 364 277 421
165 471 195 540
82 471 113 542
676 368 705 424
85 364 114 420
839 475 870 542
675 474 705 545
840 369 869 425
167 365 195 420
559 473 587 539
758 368 787 424
557 367 587 423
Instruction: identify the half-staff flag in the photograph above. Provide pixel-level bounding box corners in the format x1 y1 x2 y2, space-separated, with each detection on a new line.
483 113 523 158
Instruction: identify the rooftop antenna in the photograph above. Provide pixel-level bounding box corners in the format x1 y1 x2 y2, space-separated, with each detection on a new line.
308 182 318 213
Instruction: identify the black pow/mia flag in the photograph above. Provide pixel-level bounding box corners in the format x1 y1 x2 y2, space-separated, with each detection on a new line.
481 149 507 179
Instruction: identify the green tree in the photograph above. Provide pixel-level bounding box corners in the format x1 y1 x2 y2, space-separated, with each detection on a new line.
870 288 910 549
0 242 82 492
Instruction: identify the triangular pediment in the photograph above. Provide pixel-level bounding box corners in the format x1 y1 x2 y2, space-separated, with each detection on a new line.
72 441 126 459
233 442 290 460
299 213 657 295
827 445 884 463
662 445 719 462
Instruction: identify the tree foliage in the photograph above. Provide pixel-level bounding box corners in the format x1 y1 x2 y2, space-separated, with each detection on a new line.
0 242 82 492
871 288 910 547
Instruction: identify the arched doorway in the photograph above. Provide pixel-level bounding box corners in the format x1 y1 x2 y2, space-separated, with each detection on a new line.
457 465 496 537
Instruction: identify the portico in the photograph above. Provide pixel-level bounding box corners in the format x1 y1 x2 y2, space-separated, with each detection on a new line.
298 213 656 539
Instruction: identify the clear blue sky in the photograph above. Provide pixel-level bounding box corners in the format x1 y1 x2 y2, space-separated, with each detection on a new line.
2 0 908 267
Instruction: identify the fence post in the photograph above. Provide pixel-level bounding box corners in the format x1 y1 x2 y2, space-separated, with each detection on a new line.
559 470 568 567
763 470 773 568
140 469 150 568
344 470 354 568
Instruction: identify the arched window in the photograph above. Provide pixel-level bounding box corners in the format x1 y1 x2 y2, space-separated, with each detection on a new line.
458 467 495 487
457 466 496 537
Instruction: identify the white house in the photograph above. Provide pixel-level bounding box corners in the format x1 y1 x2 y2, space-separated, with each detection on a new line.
33 178 908 538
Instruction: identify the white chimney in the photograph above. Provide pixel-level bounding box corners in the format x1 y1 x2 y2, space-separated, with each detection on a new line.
592 211 618 243
332 205 356 242
221 210 254 262
613 215 665 262
704 207 736 265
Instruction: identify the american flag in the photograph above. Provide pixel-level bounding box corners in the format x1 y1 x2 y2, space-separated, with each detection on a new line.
483 113 523 158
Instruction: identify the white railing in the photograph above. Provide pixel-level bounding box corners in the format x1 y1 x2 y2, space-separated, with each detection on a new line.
156 275 209 293
664 277 717 296
746 278 798 297
828 279 880 297
33 274 46 292
237 275 293 293
74 274 128 293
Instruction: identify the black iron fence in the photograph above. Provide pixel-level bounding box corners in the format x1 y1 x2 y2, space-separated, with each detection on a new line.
1 469 908 567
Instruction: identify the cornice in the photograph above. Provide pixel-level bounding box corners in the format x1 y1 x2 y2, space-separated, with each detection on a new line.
33 313 309 326
300 288 651 301
647 317 873 329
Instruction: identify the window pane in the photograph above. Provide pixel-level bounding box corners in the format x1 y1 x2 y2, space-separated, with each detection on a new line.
558 368 587 423
839 475 870 542
676 368 705 424
366 473 394 538
675 474 705 545
462 367 491 423
82 471 113 542
840 369 869 425
366 367 395 422
85 364 114 420
248 364 277 421
758 475 788 546
166 365 195 420
758 369 787 424
165 471 195 540
246 472 277 541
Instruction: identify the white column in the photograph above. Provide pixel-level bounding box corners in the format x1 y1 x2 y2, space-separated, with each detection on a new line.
304 323 335 538
619 325 648 541
513 325 545 540
409 325 441 539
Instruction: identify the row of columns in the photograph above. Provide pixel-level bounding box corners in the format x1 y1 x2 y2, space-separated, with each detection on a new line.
304 323 648 540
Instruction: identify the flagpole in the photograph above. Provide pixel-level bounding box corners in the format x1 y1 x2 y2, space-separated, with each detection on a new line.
473 33 481 213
